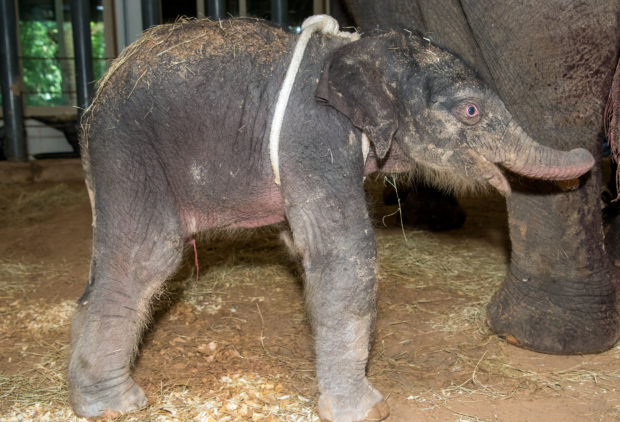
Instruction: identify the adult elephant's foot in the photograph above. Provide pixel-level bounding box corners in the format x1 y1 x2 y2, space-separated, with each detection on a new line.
318 379 389 422
487 267 619 354
70 372 147 417
489 177 620 354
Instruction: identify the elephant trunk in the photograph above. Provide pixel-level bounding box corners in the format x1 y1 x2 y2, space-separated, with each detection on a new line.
499 120 595 180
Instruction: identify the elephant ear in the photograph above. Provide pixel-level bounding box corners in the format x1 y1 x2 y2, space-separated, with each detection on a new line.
316 42 398 160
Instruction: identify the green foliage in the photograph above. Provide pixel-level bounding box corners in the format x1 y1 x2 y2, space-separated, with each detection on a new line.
91 22 106 81
11 20 106 107
19 20 63 106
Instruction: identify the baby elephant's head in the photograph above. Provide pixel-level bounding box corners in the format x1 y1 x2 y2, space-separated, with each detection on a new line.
317 31 594 195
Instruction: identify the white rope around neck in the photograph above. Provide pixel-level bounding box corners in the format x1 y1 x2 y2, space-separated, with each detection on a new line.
269 15 360 186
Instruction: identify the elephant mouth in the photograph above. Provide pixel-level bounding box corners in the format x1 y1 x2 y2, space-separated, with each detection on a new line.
466 150 512 195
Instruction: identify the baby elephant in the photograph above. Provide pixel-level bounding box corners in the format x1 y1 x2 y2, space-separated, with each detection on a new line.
70 16 594 421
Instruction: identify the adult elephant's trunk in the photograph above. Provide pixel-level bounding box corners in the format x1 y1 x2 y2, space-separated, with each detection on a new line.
499 120 595 180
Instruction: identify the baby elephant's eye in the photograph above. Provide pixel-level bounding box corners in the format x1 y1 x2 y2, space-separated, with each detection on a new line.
452 101 482 125
466 105 478 117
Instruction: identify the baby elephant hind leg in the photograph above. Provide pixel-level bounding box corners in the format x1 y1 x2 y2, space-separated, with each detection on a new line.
69 188 183 417
285 197 389 422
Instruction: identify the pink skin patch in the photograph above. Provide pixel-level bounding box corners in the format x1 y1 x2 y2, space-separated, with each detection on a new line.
187 181 285 233
180 202 286 235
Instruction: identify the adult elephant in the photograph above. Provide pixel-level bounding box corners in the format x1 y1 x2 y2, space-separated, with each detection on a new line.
342 0 620 354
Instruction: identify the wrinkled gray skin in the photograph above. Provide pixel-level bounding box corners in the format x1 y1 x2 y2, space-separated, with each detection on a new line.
342 0 620 356
70 19 594 421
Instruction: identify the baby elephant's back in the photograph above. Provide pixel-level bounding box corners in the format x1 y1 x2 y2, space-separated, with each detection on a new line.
83 19 294 189
87 19 294 122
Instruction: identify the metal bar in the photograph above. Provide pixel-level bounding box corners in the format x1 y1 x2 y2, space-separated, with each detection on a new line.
141 0 161 30
0 0 27 161
70 0 95 120
271 0 288 27
55 0 72 106
113 0 126 52
207 0 226 19
102 0 117 59
196 0 206 17
313 0 322 14
238 0 247 17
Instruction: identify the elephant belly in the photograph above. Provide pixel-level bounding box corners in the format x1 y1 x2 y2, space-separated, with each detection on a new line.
179 190 285 234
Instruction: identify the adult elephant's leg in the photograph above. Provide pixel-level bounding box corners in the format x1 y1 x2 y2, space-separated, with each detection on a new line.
459 0 620 353
487 170 619 353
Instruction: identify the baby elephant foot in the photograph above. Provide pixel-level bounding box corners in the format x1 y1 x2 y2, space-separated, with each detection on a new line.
318 379 389 422
70 376 147 417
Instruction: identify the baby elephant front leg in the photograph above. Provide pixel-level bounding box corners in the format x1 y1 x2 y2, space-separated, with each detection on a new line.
287 205 389 422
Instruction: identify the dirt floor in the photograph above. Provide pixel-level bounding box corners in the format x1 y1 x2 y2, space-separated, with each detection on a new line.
0 177 619 422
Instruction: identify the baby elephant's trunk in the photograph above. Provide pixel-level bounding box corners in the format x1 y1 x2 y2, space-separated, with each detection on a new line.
500 120 595 180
